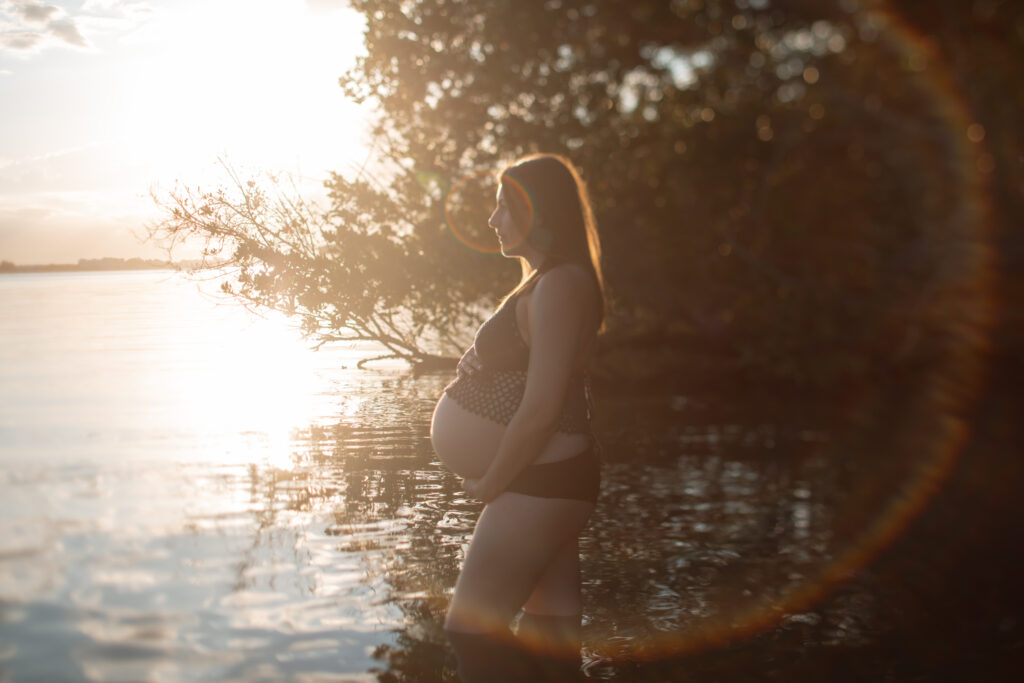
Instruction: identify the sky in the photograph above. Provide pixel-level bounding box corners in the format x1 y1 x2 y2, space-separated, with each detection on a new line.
0 0 370 264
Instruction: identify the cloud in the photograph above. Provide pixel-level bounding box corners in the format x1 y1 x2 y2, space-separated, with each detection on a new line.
0 31 43 50
76 0 153 42
13 1 59 25
47 17 87 46
80 0 153 19
0 1 91 52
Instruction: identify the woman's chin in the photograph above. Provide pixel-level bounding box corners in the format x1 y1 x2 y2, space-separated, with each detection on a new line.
498 241 523 257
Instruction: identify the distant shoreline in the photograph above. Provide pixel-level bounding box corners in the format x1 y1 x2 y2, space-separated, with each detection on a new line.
0 257 189 274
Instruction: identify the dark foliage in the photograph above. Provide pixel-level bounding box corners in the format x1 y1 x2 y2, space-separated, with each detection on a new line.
154 0 1016 397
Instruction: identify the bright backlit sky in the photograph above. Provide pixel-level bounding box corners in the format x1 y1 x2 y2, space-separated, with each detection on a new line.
0 0 370 264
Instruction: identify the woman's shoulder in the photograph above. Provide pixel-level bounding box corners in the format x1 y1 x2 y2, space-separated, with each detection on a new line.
527 264 600 331
533 262 597 301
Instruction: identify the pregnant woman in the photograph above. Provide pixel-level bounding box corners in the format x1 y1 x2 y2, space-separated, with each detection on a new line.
430 153 605 681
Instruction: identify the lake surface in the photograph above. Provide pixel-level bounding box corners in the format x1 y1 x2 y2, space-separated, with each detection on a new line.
0 270 906 681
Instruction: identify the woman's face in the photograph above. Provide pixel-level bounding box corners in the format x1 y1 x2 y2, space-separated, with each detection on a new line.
488 185 527 256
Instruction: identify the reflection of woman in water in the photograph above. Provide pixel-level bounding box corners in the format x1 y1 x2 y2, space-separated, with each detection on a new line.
430 153 605 680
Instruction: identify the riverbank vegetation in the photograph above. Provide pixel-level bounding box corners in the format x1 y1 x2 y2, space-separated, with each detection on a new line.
150 0 1016 400
0 257 174 274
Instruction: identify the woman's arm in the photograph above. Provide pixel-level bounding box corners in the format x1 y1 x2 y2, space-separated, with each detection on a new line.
465 264 595 503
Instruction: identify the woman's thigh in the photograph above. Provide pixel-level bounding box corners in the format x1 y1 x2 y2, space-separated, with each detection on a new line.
522 539 581 616
445 492 593 634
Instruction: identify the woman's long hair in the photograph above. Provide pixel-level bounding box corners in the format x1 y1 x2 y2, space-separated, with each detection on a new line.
498 153 605 329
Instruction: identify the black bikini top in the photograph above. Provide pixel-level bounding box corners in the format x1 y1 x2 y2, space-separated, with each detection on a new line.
444 289 591 433
473 295 530 371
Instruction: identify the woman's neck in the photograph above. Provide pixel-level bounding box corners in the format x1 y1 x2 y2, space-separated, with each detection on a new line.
518 245 546 272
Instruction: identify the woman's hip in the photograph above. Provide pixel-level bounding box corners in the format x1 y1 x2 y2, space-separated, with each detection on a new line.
504 448 600 503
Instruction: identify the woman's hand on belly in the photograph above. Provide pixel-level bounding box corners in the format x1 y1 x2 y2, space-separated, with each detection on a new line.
456 346 483 378
462 476 500 504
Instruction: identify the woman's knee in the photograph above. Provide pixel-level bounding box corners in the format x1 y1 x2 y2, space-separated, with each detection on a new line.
446 570 525 635
444 601 477 634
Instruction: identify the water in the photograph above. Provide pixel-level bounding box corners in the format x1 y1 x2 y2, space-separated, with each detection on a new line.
0 270 889 681
0 270 449 681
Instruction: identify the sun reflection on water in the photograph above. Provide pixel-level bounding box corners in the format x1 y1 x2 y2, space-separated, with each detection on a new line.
164 305 327 471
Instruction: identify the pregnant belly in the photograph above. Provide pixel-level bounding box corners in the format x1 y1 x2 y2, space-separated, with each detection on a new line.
430 392 591 480
430 393 504 479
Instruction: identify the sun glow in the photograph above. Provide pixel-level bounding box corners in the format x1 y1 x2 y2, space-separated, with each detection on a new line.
116 0 371 188
0 0 372 263
150 278 379 472
175 310 322 470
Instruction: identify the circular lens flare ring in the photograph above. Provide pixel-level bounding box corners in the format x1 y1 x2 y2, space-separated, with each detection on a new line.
445 1 995 663
495 174 537 253
610 2 994 661
443 170 502 254
439 170 539 255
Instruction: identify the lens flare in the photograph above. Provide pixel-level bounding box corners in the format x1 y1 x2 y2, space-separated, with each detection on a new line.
420 2 995 665
442 170 501 254
415 171 449 200
497 174 538 253
441 170 538 254
437 4 992 663
601 1 994 661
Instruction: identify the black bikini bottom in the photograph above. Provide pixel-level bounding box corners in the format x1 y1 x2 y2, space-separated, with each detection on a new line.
505 448 600 503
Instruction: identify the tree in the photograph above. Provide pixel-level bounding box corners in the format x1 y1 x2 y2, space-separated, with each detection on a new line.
153 0 999 393
150 162 501 367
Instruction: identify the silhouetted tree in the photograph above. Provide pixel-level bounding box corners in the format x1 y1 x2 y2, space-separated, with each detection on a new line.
153 0 1006 392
